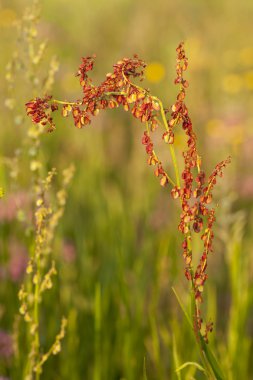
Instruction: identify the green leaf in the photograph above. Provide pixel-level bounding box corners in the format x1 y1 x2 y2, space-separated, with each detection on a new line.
143 357 148 380
172 334 182 380
171 286 192 328
200 336 226 380
175 361 206 373
172 286 226 379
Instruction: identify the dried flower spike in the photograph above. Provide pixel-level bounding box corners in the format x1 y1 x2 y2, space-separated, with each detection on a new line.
25 43 231 346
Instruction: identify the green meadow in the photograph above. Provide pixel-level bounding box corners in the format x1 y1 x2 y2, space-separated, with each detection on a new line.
0 0 252 379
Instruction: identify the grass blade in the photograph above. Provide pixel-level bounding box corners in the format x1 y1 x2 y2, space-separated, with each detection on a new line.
143 357 148 380
200 336 225 380
172 333 182 380
175 361 206 373
171 287 192 328
172 286 226 380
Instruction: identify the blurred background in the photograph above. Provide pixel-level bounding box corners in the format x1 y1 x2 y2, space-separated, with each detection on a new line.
0 0 252 379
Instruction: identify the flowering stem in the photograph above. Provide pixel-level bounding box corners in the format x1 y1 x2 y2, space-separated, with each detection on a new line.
190 292 215 379
146 122 175 186
25 47 229 379
121 70 180 188
104 91 127 96
205 181 214 197
187 236 207 371
157 99 181 188
53 99 81 106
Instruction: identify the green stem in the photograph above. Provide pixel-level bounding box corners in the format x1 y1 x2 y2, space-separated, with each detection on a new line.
186 236 215 379
104 91 127 96
94 283 101 380
53 99 81 106
190 289 214 379
34 253 41 380
121 70 181 188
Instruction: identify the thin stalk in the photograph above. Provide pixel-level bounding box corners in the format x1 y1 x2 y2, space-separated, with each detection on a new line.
34 253 41 380
104 91 127 96
54 93 128 107
94 283 101 380
53 99 81 106
186 236 216 380
121 71 181 188
145 122 175 186
190 289 214 379
172 286 214 379
157 99 181 188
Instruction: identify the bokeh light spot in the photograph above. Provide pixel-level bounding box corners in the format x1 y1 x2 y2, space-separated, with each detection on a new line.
0 9 17 28
243 70 253 90
206 119 223 137
239 47 253 67
222 74 242 94
145 62 165 83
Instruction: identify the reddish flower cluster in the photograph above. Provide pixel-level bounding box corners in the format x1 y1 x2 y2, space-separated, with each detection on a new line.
141 131 171 187
168 44 231 340
76 55 96 86
26 55 162 133
25 43 231 342
26 95 58 132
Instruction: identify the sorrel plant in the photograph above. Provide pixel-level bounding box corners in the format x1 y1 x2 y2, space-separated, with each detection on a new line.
26 43 230 379
3 2 74 378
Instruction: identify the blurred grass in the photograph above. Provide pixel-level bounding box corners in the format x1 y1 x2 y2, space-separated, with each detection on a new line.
0 0 253 379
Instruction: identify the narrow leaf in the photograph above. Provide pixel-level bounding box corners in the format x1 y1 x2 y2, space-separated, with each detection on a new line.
143 357 148 380
200 336 225 380
175 361 206 373
171 287 192 327
172 334 182 380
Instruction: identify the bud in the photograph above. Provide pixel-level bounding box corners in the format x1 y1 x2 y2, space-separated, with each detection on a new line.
171 186 180 199
160 175 168 187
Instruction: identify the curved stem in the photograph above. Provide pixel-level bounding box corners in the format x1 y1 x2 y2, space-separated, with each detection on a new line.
104 91 127 96
121 71 181 188
53 99 81 106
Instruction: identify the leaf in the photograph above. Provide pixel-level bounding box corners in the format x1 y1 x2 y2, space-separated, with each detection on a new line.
172 286 226 379
143 357 148 380
172 334 182 380
171 286 192 328
200 336 226 380
175 361 206 373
